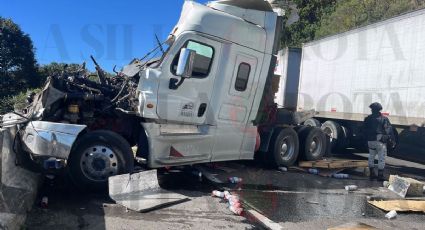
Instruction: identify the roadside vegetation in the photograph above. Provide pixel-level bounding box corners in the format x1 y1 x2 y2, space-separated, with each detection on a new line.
279 0 425 47
2 1 425 113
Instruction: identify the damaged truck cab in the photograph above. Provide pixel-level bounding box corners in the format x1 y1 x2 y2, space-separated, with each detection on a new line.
137 0 280 168
1 0 327 189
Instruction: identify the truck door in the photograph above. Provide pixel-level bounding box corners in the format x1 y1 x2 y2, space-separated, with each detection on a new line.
211 45 263 161
157 34 221 125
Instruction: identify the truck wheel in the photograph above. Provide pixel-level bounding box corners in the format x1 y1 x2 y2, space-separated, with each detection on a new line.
269 128 299 167
388 127 399 153
338 126 351 150
299 127 327 161
304 118 321 127
68 130 134 190
321 121 342 151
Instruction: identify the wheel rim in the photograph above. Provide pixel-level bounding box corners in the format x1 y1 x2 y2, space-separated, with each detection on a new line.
80 145 119 182
309 136 322 157
280 137 295 161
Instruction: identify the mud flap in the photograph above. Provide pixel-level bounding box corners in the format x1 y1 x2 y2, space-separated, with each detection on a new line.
0 128 40 230
108 170 189 212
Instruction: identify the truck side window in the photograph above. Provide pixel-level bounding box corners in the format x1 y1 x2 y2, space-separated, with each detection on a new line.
171 40 214 78
235 63 251 91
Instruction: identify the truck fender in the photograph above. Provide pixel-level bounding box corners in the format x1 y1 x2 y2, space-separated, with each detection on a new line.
21 121 87 160
259 127 282 152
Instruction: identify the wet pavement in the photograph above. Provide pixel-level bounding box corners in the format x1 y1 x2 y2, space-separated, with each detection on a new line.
25 170 258 230
24 151 425 230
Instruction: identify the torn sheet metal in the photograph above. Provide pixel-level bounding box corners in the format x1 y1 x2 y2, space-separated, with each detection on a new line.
368 200 425 213
21 121 86 159
108 170 189 212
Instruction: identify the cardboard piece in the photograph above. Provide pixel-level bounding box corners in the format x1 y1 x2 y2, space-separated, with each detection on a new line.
299 160 368 169
368 200 425 212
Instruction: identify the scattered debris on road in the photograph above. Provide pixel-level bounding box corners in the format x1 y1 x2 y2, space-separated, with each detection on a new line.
296 158 369 178
332 173 349 179
388 175 424 197
306 201 320 205
40 196 48 209
228 177 243 184
278 167 288 172
385 210 398 219
299 159 368 169
368 200 425 213
308 168 319 175
344 185 358 192
211 190 243 216
108 170 189 212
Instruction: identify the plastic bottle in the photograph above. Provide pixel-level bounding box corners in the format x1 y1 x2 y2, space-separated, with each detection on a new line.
383 181 390 188
41 196 48 208
229 206 243 215
333 174 349 179
278 167 288 172
308 169 319 175
228 195 240 206
224 191 232 200
344 185 358 191
228 177 243 184
385 210 397 219
211 190 225 198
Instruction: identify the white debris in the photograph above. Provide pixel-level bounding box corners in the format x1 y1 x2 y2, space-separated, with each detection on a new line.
385 210 397 220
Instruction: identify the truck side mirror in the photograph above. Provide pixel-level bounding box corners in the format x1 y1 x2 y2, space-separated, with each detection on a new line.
176 48 196 78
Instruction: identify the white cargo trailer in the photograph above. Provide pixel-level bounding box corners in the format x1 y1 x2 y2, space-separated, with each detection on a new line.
294 9 425 150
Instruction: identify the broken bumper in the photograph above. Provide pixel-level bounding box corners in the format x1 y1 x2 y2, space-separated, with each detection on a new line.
2 113 87 160
20 121 87 159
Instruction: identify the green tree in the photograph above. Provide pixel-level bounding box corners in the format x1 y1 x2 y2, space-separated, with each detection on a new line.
316 0 425 39
281 0 337 47
37 62 84 83
0 17 40 98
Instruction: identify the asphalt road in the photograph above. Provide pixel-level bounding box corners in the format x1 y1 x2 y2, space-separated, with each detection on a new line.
25 151 425 230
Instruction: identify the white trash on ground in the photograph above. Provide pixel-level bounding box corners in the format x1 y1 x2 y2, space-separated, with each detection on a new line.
278 167 288 172
333 174 349 179
211 190 243 216
385 210 397 219
308 169 319 175
211 190 224 198
344 185 358 191
228 177 243 184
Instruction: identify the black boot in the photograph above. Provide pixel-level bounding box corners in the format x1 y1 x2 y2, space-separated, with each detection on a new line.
377 170 385 181
369 168 377 180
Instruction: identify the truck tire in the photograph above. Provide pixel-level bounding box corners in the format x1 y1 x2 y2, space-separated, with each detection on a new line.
338 125 351 150
304 118 321 127
268 128 299 167
388 127 399 153
68 130 134 191
299 127 327 161
321 121 343 151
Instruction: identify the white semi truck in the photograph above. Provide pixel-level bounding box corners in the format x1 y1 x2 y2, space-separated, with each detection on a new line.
0 0 327 190
277 8 425 152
